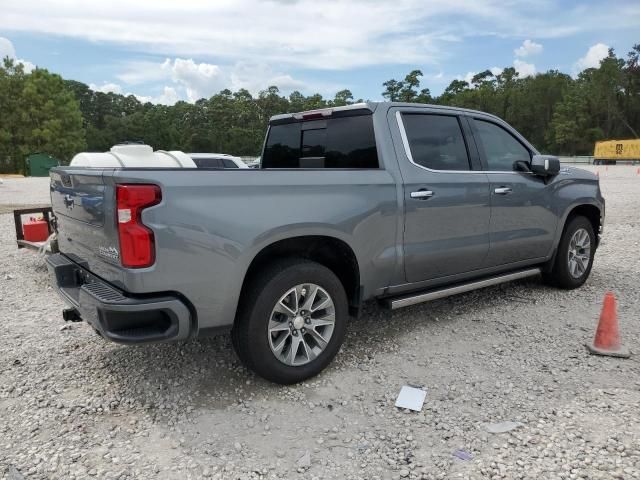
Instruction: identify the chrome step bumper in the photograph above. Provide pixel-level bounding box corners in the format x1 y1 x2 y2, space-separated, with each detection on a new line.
46 253 192 344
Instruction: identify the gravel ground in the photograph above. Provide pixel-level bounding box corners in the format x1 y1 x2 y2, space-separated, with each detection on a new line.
1 168 639 480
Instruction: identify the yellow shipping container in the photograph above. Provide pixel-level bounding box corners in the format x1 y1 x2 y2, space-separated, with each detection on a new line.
594 139 640 161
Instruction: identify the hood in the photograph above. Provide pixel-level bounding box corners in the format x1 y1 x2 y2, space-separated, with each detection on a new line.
559 165 598 181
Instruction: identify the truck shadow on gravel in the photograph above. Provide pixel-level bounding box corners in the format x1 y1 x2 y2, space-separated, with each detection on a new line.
100 278 553 408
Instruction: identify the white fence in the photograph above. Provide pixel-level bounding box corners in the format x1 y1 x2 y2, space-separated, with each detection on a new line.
559 156 593 164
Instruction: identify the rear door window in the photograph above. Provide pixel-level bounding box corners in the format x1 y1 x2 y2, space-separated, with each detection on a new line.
262 115 378 168
401 114 471 171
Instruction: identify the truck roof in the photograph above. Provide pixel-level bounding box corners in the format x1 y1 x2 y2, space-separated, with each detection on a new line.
269 101 502 124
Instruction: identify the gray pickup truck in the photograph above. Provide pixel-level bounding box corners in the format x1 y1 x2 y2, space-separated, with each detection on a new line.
47 102 604 384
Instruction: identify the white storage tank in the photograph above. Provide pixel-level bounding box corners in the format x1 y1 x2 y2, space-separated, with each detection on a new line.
70 144 197 168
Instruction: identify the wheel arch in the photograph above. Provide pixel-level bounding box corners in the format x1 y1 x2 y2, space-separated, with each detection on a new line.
564 203 602 244
238 235 362 318
544 202 602 273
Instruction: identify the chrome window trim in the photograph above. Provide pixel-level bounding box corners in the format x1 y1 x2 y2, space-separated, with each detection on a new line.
395 110 529 175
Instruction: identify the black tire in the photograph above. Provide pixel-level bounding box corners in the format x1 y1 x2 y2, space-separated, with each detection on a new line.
543 215 595 289
232 258 348 384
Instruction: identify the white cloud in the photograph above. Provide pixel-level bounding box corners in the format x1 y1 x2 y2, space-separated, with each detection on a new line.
575 43 609 71
0 37 16 59
1 0 635 73
19 59 35 72
513 59 536 77
89 82 122 94
2 2 637 101
459 68 501 85
229 62 308 94
116 58 229 102
134 86 179 106
161 58 223 102
0 1 451 71
116 61 168 85
116 57 338 103
458 64 532 86
514 39 543 57
0 36 35 72
462 72 476 84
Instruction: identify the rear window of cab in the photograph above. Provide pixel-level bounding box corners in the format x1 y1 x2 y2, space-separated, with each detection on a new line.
262 114 379 169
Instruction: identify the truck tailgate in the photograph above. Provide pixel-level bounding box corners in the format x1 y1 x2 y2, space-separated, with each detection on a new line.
50 168 124 285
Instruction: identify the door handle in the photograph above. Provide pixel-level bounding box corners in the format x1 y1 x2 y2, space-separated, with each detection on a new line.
494 187 512 195
410 190 434 199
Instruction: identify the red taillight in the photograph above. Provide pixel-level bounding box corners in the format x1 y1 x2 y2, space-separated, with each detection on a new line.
116 184 161 268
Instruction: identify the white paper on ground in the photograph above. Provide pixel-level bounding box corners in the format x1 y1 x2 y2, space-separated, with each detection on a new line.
484 421 524 434
395 386 427 411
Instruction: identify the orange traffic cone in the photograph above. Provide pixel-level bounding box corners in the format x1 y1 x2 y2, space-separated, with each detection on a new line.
636 167 640 175
586 292 630 358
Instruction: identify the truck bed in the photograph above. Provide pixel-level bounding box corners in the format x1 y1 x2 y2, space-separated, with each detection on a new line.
49 166 399 334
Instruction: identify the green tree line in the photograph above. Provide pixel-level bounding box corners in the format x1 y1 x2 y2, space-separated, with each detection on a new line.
1 44 638 173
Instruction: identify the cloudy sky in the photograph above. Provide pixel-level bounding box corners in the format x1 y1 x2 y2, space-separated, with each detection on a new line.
1 0 639 104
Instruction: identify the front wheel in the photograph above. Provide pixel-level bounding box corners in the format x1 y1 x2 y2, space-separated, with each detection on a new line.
543 215 595 289
232 259 348 384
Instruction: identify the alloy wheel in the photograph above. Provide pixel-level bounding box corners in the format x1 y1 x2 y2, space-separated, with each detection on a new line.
567 228 591 279
268 283 336 366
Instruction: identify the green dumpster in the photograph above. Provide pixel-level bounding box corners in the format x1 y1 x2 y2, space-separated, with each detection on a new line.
26 153 59 177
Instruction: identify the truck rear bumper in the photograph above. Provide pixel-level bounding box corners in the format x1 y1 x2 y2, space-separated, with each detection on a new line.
46 253 192 344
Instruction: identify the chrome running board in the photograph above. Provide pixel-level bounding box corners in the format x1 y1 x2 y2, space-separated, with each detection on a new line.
384 268 542 310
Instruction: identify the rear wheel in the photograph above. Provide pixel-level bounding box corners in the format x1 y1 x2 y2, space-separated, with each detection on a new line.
232 259 348 384
543 215 595 289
